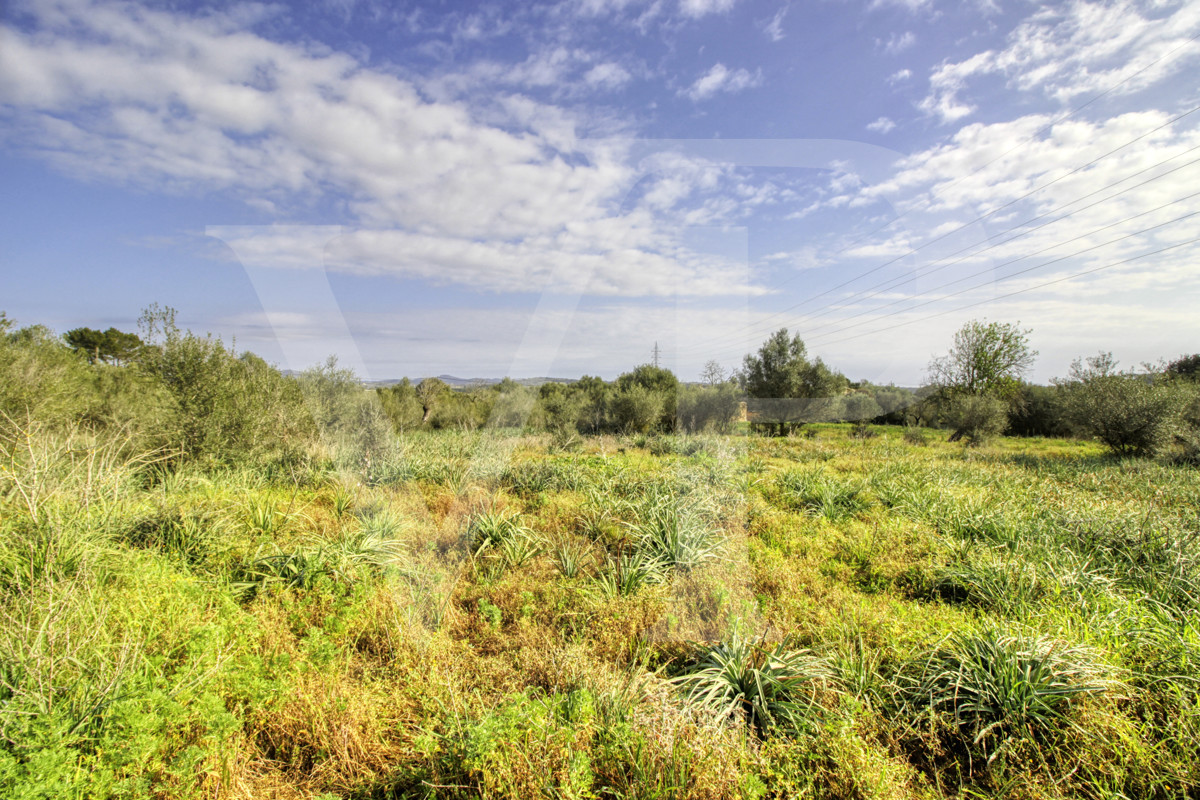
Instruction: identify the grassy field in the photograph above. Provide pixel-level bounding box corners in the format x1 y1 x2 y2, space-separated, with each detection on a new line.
2 423 1198 798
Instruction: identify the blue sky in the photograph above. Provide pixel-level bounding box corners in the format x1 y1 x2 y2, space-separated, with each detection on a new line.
1 0 1198 383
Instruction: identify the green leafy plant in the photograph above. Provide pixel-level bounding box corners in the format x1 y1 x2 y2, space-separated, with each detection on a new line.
596 549 666 597
907 629 1110 761
674 629 831 736
776 468 869 521
551 539 591 579
629 494 724 572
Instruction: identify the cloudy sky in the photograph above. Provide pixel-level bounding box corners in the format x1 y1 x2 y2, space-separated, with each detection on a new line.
1 0 1197 383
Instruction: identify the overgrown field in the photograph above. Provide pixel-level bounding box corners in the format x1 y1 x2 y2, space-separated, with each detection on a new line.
2 424 1198 799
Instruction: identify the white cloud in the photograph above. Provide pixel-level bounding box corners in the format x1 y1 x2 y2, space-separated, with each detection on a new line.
574 0 655 17
868 0 932 12
584 61 633 90
679 0 736 19
763 6 787 41
888 68 912 84
682 63 763 101
867 116 897 133
883 31 916 55
918 0 1200 123
0 0 772 298
919 50 991 123
812 110 1200 344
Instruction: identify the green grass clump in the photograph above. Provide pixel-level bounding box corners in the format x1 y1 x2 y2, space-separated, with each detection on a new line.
629 494 725 572
904 629 1111 762
674 628 832 736
776 467 871 521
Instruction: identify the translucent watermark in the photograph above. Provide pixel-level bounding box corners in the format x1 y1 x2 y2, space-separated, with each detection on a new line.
207 136 991 642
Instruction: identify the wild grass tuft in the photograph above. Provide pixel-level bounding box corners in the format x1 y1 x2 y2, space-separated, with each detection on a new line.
596 549 667 597
628 493 725 572
776 467 870 521
904 628 1111 762
674 627 832 736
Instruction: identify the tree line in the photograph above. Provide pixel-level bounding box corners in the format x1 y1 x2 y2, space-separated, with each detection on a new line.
1 307 1196 468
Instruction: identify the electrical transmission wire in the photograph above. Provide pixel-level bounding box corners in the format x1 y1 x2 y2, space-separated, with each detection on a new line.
796 206 1200 347
771 147 1200 336
796 190 1200 340
738 27 1200 302
807 235 1200 350
679 99 1200 359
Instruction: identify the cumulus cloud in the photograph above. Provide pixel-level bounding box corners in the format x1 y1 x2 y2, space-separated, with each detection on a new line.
0 0 769 298
679 0 736 19
882 31 916 55
919 0 1200 122
867 116 897 133
888 68 912 84
682 63 763 101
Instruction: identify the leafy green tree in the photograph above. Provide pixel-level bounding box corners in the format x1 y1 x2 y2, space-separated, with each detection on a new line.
928 320 1036 443
64 327 142 365
841 393 883 423
1006 383 1071 438
1057 352 1188 457
676 382 741 433
941 395 1009 446
927 320 1036 400
415 377 449 423
136 306 313 464
536 382 587 439
487 383 536 429
1166 354 1200 382
1 320 98 425
741 329 847 436
574 375 611 434
609 384 664 434
852 382 916 425
299 356 361 436
378 379 424 432
615 364 678 432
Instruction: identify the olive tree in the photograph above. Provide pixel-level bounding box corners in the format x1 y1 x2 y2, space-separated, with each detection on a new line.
1057 352 1188 457
741 329 847 436
927 320 1036 443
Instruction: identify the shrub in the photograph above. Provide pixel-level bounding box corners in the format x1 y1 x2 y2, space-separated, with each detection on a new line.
676 383 741 433
609 384 664 435
139 312 314 465
0 322 98 427
941 394 1008 445
902 425 930 446
1057 353 1187 457
1006 383 1071 437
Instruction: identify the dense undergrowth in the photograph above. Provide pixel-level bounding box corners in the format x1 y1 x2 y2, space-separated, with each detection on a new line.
2 420 1198 799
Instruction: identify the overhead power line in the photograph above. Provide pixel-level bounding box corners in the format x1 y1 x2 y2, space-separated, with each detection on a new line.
807 235 1200 350
679 99 1200 359
798 191 1200 340
784 148 1200 335
798 207 1200 346
737 28 1200 300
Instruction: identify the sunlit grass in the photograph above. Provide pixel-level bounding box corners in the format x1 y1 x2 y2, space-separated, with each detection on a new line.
2 424 1197 798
